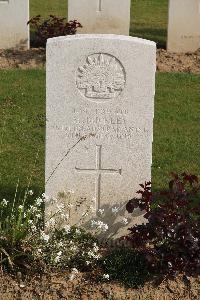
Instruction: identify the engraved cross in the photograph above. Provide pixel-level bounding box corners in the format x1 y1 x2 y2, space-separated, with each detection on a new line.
75 145 122 211
97 0 102 12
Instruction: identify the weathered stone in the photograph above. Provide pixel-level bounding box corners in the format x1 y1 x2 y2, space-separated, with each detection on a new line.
68 0 131 35
167 0 200 52
46 34 156 238
0 0 29 49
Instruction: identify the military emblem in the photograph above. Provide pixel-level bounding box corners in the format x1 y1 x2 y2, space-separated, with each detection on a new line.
76 53 126 101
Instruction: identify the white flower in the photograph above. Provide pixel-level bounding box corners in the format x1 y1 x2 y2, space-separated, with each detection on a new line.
36 197 43 206
91 220 97 228
31 225 37 232
90 220 108 231
2 199 8 206
41 232 50 242
69 268 79 280
29 205 37 213
28 219 33 225
42 193 50 202
98 208 104 215
93 243 99 252
72 268 78 273
86 261 91 265
63 225 71 233
88 250 100 260
35 213 41 219
54 251 62 263
75 228 81 235
112 206 120 214
28 190 34 196
168 262 172 268
121 217 128 225
37 248 42 254
70 245 77 251
103 274 109 280
18 205 24 210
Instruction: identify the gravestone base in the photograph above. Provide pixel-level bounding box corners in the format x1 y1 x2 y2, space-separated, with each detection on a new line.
0 0 29 50
68 0 131 35
167 0 200 52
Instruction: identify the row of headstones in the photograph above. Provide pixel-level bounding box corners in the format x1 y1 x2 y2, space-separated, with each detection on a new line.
0 0 199 52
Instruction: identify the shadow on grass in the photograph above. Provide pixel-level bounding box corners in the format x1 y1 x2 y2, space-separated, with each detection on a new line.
0 184 43 204
130 27 167 49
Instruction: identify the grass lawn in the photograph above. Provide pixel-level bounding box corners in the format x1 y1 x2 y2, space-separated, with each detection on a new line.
0 70 199 200
30 0 168 47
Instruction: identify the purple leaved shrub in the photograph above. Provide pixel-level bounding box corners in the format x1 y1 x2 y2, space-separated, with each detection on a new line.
28 15 82 47
123 172 200 278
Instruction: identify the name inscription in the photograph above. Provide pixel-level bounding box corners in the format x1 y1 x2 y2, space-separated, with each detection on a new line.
51 108 150 140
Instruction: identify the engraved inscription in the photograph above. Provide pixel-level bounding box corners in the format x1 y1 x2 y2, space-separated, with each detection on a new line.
76 53 126 101
75 145 122 211
51 108 150 141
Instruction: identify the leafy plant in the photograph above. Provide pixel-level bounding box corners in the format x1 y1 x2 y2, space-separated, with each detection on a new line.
28 15 82 47
124 172 200 278
0 189 101 276
0 188 43 272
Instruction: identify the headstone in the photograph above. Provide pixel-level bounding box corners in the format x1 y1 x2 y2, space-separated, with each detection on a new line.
0 0 29 49
46 34 156 238
68 0 131 35
167 0 200 52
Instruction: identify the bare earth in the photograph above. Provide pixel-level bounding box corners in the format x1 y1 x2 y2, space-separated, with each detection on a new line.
0 48 200 74
0 272 199 300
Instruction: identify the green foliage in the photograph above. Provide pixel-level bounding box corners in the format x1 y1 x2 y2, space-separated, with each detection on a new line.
102 247 150 288
0 190 43 271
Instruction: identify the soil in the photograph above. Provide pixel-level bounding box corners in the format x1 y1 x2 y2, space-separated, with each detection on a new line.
0 48 200 74
0 272 199 300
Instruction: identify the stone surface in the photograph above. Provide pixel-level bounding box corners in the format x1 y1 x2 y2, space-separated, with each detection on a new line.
0 0 29 49
68 0 131 35
46 34 156 238
167 0 200 52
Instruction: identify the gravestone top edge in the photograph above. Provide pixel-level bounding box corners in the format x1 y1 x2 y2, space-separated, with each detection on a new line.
47 34 156 47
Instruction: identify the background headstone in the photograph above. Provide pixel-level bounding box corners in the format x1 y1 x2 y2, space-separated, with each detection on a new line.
0 0 29 49
167 0 200 52
46 34 156 238
68 0 131 35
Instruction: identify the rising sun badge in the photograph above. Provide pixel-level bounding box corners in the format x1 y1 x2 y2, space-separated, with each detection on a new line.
76 53 126 101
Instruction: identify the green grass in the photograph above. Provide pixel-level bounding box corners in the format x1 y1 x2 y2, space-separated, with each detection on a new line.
30 0 168 47
0 70 45 200
153 73 200 189
0 70 199 199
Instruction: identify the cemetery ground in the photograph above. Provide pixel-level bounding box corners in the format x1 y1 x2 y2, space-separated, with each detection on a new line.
0 1 200 299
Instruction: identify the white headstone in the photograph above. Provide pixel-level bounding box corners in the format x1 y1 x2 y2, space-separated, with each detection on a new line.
167 0 200 52
0 0 29 49
68 0 131 35
46 34 156 238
